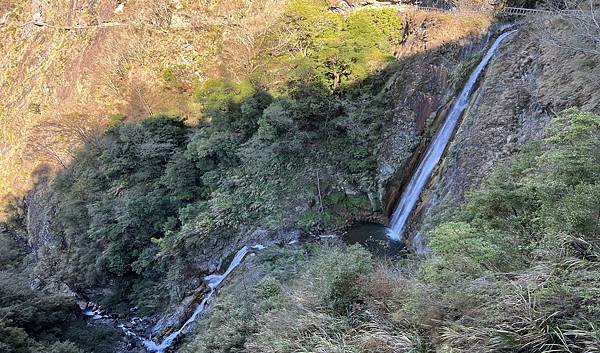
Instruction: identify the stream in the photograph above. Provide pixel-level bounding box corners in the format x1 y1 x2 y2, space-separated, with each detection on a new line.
387 30 516 241
80 29 517 353
82 244 265 353
142 244 264 352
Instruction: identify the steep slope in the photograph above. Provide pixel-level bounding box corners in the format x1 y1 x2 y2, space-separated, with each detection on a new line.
1 3 498 352
413 18 600 248
170 7 600 353
6 2 599 353
0 0 285 213
176 17 600 353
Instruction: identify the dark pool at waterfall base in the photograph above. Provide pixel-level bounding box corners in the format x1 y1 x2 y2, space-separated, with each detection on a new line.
343 223 407 257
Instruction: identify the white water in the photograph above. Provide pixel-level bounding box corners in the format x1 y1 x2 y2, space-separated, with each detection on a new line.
82 305 108 320
387 31 516 241
143 244 263 352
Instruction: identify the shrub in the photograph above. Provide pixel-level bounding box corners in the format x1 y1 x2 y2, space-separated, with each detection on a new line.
309 245 374 311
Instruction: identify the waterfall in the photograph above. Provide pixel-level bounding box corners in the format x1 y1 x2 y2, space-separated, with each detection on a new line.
143 244 264 352
387 30 516 242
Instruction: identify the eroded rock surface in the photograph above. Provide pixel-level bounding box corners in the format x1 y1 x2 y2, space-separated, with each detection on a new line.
413 22 600 249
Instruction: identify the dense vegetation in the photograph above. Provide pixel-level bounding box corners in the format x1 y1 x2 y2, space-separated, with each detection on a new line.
182 109 600 352
0 229 119 353
4 0 598 352
44 0 404 313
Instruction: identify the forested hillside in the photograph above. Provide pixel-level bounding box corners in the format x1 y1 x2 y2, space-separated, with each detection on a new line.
182 109 600 353
0 226 120 353
45 1 407 313
1 0 599 352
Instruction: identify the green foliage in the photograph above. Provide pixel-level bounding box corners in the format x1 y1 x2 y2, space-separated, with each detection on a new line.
182 247 304 353
278 2 402 94
448 53 483 94
182 244 414 353
45 341 84 353
161 67 177 86
309 245 374 311
1 196 26 231
0 321 31 353
244 109 597 353
0 230 119 353
49 1 402 318
195 79 272 139
425 109 600 286
408 109 600 351
53 114 201 309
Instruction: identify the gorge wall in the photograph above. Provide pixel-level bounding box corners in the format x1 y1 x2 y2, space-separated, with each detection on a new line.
4 1 599 352
410 19 600 249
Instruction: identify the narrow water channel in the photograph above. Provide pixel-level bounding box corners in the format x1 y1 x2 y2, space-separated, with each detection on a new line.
387 30 516 241
143 244 264 352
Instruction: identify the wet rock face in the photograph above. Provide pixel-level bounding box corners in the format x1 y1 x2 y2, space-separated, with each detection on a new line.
189 227 301 275
412 23 600 248
150 284 210 339
378 26 491 217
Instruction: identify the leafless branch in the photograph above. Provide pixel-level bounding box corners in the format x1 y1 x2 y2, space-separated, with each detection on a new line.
538 0 600 56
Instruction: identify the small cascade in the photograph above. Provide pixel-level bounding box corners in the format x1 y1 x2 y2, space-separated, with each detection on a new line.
387 30 516 241
143 244 264 352
80 244 264 352
81 303 107 320
81 302 142 339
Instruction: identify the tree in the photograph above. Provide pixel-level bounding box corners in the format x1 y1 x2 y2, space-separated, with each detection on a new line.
27 113 104 168
540 0 600 56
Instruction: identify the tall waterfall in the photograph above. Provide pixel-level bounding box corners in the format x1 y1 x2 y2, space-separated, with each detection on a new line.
387 30 515 241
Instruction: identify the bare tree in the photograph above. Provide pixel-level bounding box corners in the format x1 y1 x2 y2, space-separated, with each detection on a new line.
540 0 600 56
220 0 288 79
134 0 174 31
26 113 104 168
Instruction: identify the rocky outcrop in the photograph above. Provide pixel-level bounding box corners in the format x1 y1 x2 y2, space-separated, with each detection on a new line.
188 227 300 276
25 165 63 264
378 13 494 218
150 283 210 339
411 21 600 250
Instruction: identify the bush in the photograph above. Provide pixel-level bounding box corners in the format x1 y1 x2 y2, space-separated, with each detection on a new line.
47 0 402 321
310 245 374 311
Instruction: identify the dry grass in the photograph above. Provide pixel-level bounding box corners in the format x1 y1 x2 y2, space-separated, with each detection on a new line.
398 10 492 56
0 0 293 217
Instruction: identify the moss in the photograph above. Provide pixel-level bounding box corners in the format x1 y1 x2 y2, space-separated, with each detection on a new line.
448 53 483 95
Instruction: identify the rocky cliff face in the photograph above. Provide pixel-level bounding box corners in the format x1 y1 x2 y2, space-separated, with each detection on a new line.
378 11 492 218
411 20 600 249
24 166 63 268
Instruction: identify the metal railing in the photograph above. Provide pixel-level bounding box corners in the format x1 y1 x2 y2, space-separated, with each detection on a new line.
1 4 579 31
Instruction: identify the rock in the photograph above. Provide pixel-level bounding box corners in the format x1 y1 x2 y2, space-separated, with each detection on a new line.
150 283 209 338
378 163 395 181
30 277 44 290
115 3 125 15
26 166 62 261
506 134 517 144
32 12 44 26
